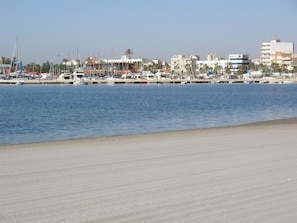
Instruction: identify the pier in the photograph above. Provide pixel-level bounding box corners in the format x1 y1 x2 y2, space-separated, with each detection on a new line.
0 78 297 85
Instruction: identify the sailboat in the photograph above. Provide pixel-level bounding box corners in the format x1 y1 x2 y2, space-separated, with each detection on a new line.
9 38 27 78
0 55 6 79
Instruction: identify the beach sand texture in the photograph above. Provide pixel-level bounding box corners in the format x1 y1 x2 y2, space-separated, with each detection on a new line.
1 119 297 222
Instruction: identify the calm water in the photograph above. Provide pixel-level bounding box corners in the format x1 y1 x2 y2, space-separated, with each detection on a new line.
1 84 297 145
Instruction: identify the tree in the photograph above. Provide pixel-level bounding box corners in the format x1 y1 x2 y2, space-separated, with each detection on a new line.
199 64 210 74
247 62 257 71
24 63 41 72
271 62 280 73
125 49 133 59
185 63 191 75
213 64 222 76
1 56 11 64
280 64 288 73
236 65 245 76
225 62 232 75
258 63 268 72
41 61 51 73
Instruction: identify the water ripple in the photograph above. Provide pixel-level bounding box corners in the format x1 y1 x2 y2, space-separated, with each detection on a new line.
1 84 297 145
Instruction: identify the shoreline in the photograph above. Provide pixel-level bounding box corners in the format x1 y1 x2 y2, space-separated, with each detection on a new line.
1 117 297 222
1 117 297 148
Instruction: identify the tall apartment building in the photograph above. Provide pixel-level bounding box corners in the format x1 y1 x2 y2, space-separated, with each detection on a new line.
260 39 294 66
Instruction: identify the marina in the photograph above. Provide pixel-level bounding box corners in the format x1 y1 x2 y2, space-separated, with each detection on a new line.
1 77 297 85
1 1 297 222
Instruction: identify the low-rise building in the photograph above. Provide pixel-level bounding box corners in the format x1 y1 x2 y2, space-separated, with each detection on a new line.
196 54 228 75
228 54 250 74
171 53 249 76
83 55 143 74
271 51 292 66
292 54 297 67
170 54 199 75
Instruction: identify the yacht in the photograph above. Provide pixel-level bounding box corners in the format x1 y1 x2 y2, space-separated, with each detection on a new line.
73 78 88 85
71 67 88 85
72 67 85 80
58 70 72 80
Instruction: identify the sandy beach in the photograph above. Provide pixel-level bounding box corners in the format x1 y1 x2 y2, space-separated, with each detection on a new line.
1 119 297 223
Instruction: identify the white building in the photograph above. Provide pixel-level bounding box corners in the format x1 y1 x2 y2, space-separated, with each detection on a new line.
102 55 143 73
228 54 250 74
170 54 199 75
171 53 249 75
62 59 80 67
103 55 142 64
260 39 294 66
196 54 228 75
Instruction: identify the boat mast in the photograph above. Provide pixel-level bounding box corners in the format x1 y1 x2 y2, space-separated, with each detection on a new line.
0 54 5 76
9 38 17 74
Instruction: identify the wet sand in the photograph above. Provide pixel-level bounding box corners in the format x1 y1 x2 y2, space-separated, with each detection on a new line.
1 119 297 222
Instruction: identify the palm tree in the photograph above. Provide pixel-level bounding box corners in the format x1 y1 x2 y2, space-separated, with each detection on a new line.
202 64 209 74
247 62 257 71
0 56 12 64
280 64 288 73
214 64 222 77
225 62 232 75
236 65 245 76
125 49 133 59
270 62 279 73
185 63 191 75
258 63 267 72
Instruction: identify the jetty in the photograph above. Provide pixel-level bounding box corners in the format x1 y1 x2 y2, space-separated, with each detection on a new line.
1 78 297 85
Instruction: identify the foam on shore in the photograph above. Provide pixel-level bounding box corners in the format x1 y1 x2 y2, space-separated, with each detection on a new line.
1 118 297 222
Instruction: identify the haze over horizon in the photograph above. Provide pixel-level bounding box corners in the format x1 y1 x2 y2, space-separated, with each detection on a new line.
1 0 297 64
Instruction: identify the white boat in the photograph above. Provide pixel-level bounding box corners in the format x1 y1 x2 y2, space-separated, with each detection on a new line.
71 66 88 85
57 70 72 80
15 79 24 85
73 78 88 85
39 73 54 80
72 67 85 79
282 80 296 84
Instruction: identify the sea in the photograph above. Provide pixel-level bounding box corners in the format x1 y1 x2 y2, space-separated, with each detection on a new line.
1 83 297 146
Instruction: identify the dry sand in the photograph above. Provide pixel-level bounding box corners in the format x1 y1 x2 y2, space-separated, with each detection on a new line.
1 119 297 222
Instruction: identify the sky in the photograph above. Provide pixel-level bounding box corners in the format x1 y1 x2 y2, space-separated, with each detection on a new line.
1 0 297 64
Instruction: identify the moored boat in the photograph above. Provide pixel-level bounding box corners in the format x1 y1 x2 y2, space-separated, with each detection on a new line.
15 79 24 85
73 78 88 85
282 80 296 84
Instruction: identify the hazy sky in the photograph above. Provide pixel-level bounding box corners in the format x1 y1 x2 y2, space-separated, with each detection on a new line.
1 0 296 64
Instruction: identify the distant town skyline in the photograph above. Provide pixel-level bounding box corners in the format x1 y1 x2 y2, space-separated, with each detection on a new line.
1 0 297 64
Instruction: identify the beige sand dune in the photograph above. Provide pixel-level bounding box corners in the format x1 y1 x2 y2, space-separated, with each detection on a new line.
1 119 297 222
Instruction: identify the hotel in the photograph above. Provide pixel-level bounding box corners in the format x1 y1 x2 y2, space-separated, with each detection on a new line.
260 39 294 66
